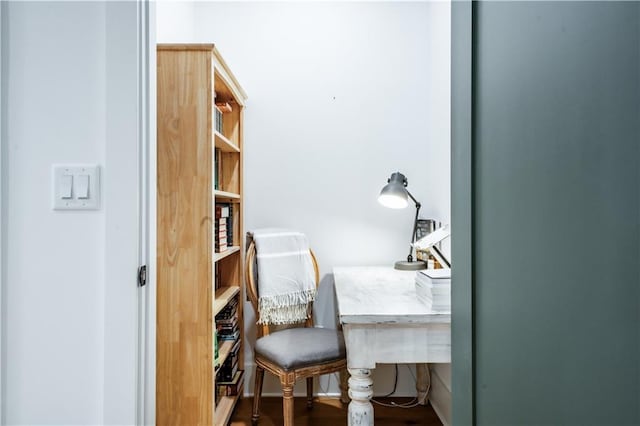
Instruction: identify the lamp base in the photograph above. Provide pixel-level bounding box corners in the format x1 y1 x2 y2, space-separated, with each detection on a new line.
394 260 427 271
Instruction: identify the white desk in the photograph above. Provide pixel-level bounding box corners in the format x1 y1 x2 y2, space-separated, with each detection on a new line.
333 266 451 426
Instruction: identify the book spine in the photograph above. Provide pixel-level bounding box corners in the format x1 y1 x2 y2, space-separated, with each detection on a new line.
227 204 233 246
215 106 223 134
214 148 221 190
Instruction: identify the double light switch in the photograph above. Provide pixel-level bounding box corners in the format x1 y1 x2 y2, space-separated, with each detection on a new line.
53 164 100 210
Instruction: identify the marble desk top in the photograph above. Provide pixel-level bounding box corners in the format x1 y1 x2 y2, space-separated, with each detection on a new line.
333 266 451 325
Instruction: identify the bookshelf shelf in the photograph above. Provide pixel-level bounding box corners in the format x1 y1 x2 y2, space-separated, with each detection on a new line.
214 394 241 426
214 246 240 263
214 131 240 153
157 44 246 425
214 190 241 200
214 286 240 317
215 340 235 372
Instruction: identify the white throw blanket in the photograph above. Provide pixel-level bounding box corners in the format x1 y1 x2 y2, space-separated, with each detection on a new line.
250 229 317 325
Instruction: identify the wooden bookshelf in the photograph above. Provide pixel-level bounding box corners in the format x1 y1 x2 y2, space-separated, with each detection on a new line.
215 395 241 426
157 43 247 426
215 131 240 153
214 246 241 263
214 286 241 317
214 189 241 200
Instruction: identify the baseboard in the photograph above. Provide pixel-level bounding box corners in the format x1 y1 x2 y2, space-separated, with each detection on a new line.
429 364 451 426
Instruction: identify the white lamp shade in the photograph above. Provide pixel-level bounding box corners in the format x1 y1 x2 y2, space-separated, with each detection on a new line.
378 172 409 209
378 193 409 209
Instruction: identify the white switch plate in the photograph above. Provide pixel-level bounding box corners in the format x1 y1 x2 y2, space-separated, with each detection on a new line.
52 164 100 210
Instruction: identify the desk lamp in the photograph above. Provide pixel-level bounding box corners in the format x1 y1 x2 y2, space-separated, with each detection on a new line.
378 172 427 271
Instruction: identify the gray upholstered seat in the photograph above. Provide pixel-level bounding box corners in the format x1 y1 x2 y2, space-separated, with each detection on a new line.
255 327 346 371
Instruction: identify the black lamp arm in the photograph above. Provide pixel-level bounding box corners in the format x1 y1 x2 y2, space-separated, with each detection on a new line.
406 189 421 262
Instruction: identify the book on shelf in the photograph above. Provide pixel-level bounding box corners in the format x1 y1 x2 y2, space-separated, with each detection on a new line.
218 358 238 382
214 148 221 190
226 204 234 246
215 237 228 253
218 317 239 330
216 298 239 326
218 321 239 332
217 314 238 328
219 330 240 342
216 296 238 319
215 203 230 218
215 219 227 237
217 344 239 381
216 297 240 340
214 329 219 368
214 105 223 134
216 370 244 398
230 337 241 355
215 102 233 113
217 318 239 339
214 212 228 253
219 328 238 339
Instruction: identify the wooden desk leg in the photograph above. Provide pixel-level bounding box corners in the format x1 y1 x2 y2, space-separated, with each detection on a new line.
416 363 431 406
347 368 374 426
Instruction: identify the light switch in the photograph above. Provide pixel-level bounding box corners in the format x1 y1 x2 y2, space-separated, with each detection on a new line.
60 175 73 199
53 164 100 210
76 174 90 199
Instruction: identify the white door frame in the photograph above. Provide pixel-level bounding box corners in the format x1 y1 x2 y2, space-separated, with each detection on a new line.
103 1 149 424
0 2 4 423
140 1 156 424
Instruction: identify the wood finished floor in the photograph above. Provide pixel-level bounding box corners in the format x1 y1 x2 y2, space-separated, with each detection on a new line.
230 397 443 426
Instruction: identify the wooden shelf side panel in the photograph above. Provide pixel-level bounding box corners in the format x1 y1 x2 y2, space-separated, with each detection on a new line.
157 47 214 426
236 106 245 370
220 152 240 195
222 106 242 148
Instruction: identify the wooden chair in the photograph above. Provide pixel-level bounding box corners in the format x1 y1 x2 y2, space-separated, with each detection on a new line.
245 240 348 425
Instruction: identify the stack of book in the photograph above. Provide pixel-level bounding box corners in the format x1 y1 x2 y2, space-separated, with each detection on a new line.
216 338 241 382
216 296 240 342
215 294 243 399
215 203 229 253
415 268 451 312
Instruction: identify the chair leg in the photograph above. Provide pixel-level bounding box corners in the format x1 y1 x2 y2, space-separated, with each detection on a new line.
252 365 265 424
282 384 295 426
306 377 314 409
339 368 350 404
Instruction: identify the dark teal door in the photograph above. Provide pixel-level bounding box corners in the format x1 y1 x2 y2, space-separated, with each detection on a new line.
452 2 640 424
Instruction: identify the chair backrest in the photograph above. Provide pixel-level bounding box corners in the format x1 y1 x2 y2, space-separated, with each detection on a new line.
245 239 320 338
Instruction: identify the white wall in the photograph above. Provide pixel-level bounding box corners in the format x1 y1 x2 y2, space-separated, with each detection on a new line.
2 2 140 424
155 0 196 42
157 0 451 398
